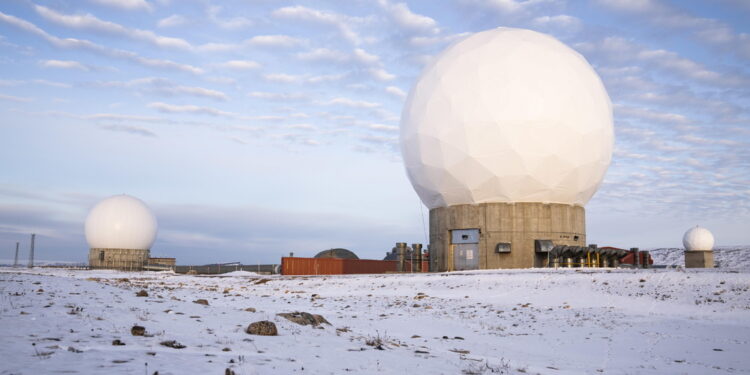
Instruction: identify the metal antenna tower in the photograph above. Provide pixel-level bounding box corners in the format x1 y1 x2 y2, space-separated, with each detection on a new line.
13 242 19 267
28 234 35 268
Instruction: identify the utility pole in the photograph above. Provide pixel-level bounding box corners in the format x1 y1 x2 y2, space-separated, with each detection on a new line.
28 234 35 268
13 242 19 267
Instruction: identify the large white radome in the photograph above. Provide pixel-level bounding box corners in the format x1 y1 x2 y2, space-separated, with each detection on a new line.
85 195 158 250
683 226 714 251
401 28 614 209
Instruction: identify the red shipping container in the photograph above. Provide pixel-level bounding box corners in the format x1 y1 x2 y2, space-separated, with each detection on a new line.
281 257 429 275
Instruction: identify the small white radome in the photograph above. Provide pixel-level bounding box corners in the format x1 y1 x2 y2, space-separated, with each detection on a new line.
683 225 714 251
84 194 158 250
400 27 614 209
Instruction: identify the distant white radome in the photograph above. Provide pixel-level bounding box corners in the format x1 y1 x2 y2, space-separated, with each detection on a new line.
683 226 714 251
400 27 614 209
84 195 158 250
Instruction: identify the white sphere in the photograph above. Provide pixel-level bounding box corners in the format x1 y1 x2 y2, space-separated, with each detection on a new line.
85 195 158 250
401 28 614 209
682 226 714 251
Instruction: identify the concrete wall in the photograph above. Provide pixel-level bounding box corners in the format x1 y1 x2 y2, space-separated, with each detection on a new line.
89 248 150 271
429 202 586 271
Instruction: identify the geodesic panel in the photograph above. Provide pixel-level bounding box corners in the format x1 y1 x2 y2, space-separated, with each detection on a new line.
85 194 158 250
400 28 614 209
682 226 714 251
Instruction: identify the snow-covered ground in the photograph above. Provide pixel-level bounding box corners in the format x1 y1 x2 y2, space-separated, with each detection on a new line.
1 266 749 375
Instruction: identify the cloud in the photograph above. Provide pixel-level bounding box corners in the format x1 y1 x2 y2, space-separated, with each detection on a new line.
0 93 33 102
295 47 386 77
531 14 582 33
247 35 303 48
148 102 234 117
367 123 399 132
248 92 308 101
272 6 363 45
324 97 381 109
208 5 252 30
408 32 471 48
34 5 192 50
385 86 406 98
369 68 396 81
377 0 439 35
359 134 399 152
157 14 186 28
0 11 203 74
353 48 380 65
296 48 350 63
94 77 228 100
464 0 559 15
615 105 691 125
85 113 162 123
262 73 346 84
217 60 262 70
99 124 156 137
595 0 750 61
39 59 89 71
581 36 749 88
89 0 152 12
32 79 72 88
263 73 300 83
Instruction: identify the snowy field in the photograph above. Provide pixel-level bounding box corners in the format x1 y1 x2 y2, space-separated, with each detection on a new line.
1 266 749 375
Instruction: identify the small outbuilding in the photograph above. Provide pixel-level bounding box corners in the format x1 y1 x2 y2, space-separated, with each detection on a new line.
314 248 359 260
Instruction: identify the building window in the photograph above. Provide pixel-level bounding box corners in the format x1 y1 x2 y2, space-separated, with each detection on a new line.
99 251 105 262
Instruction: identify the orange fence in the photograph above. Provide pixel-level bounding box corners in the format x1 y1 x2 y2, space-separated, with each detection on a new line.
281 257 429 275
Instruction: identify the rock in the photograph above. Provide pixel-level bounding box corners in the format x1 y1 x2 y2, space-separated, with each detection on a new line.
112 339 126 346
193 299 209 305
246 321 278 336
131 325 146 336
160 340 186 349
277 312 330 327
244 307 256 312
225 369 236 375
136 290 148 297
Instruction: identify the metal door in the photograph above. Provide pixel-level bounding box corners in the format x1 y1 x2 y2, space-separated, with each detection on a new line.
454 243 479 270
451 229 479 270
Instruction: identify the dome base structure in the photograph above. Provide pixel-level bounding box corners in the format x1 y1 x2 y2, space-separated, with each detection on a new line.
429 203 586 271
684 250 714 268
89 248 150 271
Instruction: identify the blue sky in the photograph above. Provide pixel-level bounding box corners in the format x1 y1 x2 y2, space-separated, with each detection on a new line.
0 0 748 264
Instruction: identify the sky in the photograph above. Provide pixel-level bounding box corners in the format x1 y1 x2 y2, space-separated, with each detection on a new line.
0 0 748 265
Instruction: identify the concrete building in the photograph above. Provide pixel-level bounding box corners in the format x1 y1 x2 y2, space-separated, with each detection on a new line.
85 194 161 270
400 28 613 271
683 225 714 268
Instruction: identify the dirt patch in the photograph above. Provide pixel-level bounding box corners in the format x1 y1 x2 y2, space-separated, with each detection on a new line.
193 299 209 305
136 290 148 297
